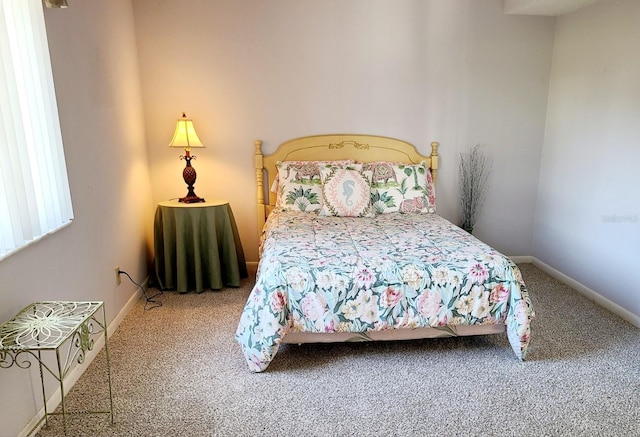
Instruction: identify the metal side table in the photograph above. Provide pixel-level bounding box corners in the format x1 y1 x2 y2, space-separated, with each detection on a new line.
0 301 114 436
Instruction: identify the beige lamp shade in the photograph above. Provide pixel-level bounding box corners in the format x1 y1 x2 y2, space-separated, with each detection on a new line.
168 113 204 150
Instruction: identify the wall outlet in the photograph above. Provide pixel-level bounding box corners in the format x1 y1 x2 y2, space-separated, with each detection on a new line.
115 266 121 286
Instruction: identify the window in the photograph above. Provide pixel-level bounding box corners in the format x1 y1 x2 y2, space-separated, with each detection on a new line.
0 0 73 261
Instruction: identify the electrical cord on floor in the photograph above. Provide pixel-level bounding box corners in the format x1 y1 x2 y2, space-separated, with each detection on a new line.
118 270 163 310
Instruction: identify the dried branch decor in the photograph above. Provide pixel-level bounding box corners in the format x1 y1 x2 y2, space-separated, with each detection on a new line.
459 145 491 233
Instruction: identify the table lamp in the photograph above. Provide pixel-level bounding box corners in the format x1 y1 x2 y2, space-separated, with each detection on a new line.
168 113 205 203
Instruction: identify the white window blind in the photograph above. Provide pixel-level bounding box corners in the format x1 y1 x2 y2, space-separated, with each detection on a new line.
0 0 73 261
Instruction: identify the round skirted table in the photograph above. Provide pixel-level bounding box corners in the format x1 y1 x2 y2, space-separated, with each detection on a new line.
154 199 248 293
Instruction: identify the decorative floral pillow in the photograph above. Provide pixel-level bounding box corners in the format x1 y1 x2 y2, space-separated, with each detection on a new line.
275 160 354 212
363 161 436 214
318 165 373 217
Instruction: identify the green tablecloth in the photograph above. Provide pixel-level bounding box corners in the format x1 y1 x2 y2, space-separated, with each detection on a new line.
154 200 248 293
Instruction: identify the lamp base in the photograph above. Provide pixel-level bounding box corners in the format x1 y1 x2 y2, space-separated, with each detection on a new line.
179 194 206 204
179 154 205 203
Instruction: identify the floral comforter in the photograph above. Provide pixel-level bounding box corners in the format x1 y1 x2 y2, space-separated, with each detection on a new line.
235 211 534 372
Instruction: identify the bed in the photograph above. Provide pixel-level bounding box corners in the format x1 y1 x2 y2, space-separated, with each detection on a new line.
235 134 534 372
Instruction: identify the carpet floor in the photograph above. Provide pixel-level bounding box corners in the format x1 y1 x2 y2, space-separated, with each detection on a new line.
35 264 639 436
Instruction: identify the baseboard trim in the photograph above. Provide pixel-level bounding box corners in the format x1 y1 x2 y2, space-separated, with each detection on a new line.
530 258 640 328
246 261 258 277
19 277 146 437
509 255 534 264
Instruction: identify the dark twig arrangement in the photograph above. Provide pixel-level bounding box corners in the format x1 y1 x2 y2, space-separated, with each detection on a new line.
459 145 491 233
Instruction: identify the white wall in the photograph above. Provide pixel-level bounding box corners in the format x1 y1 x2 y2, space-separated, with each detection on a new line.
0 1 153 435
534 0 640 318
132 0 555 260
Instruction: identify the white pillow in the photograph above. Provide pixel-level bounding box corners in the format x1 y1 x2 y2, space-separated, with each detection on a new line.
318 165 373 217
275 160 354 212
363 161 436 214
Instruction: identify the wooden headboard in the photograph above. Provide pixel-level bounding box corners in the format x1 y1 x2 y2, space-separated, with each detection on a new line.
255 134 439 234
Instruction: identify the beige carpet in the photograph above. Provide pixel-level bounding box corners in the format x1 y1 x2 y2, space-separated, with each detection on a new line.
36 264 640 436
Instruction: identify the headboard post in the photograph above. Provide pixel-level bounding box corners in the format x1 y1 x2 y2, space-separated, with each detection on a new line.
430 141 439 186
255 140 266 236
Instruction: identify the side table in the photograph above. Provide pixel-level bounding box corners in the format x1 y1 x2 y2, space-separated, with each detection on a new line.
154 199 248 293
0 301 114 436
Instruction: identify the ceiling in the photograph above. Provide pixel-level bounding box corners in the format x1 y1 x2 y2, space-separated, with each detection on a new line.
504 0 603 16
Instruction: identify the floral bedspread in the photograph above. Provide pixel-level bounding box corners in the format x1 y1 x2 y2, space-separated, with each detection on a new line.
235 211 534 372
